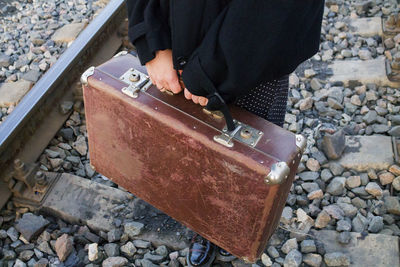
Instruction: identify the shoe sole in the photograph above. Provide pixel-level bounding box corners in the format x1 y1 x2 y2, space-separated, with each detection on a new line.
187 247 216 267
215 253 237 263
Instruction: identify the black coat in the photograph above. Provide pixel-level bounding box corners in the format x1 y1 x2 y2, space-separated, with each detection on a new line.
126 0 324 127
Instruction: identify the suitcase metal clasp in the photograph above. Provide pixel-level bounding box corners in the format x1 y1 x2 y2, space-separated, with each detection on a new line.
214 121 263 148
120 68 152 98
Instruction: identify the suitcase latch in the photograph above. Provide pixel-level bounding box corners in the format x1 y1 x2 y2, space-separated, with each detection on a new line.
120 68 152 98
213 121 263 148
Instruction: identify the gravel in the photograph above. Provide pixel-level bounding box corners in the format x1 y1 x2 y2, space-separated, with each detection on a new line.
0 0 109 123
1 0 400 266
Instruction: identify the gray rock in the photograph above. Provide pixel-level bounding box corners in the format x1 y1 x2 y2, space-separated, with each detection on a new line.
363 110 377 124
326 177 346 196
104 243 119 257
107 229 122 243
37 241 54 255
324 252 350 266
59 128 75 141
21 70 41 82
13 259 27 267
303 253 322 267
0 80 33 108
388 126 400 137
365 182 382 197
298 172 319 181
315 210 331 229
329 163 344 176
281 238 298 254
34 258 49 267
133 240 151 249
393 177 400 191
124 221 144 238
155 245 168 257
328 87 344 103
310 78 322 91
337 203 357 218
323 205 344 220
102 256 128 267
384 196 400 215
15 213 50 242
51 23 87 43
351 186 369 197
120 242 137 258
337 231 351 244
0 229 7 239
72 135 87 156
0 54 11 67
368 216 384 233
144 251 165 264
2 249 16 260
267 246 280 258
352 197 367 209
336 219 352 232
321 169 333 182
261 253 273 266
301 182 320 193
283 249 302 267
88 243 99 262
6 226 19 241
300 240 316 253
372 124 389 134
352 213 368 233
345 176 361 188
141 259 159 267
55 234 73 262
18 250 34 261
322 130 346 160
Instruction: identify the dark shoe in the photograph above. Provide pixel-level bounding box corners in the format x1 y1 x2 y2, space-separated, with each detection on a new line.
187 234 216 267
215 248 236 262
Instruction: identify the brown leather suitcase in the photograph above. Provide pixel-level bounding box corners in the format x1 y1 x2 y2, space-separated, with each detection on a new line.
81 52 306 262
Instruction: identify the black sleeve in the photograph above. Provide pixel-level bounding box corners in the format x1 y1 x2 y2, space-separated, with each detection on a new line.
126 0 171 65
181 0 324 104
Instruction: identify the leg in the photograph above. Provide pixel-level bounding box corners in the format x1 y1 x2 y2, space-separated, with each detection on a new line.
235 75 289 127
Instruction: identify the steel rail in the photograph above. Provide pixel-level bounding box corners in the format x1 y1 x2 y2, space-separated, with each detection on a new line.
0 0 126 208
0 0 125 154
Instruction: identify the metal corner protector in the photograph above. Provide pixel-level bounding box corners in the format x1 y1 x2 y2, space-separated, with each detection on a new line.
295 134 307 152
265 162 290 185
80 66 95 86
113 51 128 58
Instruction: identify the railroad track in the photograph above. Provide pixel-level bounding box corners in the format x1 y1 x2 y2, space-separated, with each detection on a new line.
0 0 127 208
0 1 399 266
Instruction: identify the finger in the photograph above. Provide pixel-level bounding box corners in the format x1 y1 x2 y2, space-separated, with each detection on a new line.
168 79 183 94
199 97 208 106
184 88 192 100
191 95 199 104
157 81 169 92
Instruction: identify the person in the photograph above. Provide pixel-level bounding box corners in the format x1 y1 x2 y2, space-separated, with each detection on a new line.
126 0 324 266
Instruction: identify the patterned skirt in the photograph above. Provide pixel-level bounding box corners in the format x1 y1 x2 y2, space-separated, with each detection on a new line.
234 75 289 127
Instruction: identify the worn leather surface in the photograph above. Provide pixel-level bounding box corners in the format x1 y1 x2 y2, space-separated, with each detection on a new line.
83 54 301 262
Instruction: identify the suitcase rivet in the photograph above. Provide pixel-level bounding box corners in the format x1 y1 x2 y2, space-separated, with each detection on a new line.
129 73 140 82
155 107 158 110
240 128 252 139
193 126 196 129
